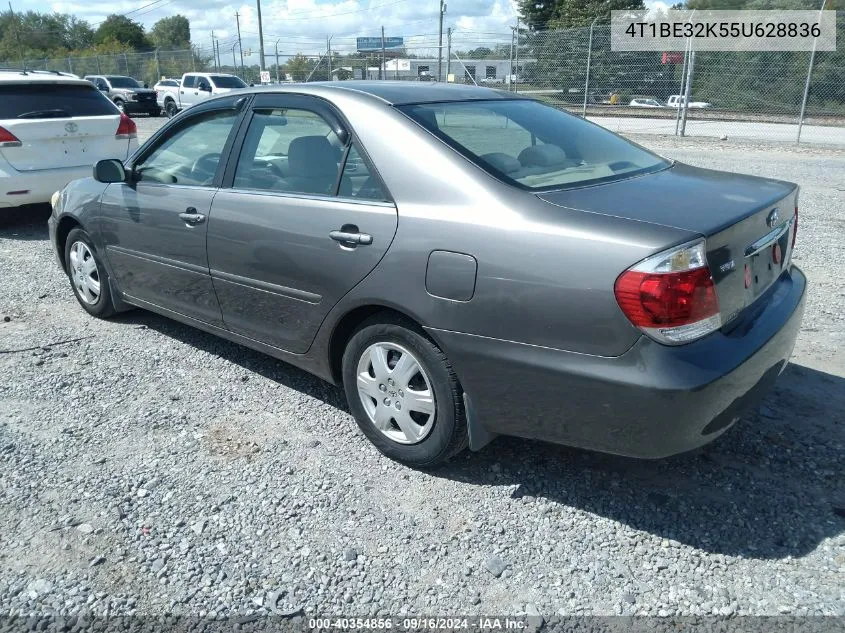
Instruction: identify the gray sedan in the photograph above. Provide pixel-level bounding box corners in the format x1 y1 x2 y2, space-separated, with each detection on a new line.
48 83 806 467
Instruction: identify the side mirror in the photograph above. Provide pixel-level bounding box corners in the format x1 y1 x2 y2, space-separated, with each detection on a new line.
93 159 126 184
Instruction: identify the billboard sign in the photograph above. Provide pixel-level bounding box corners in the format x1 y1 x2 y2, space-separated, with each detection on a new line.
357 36 404 52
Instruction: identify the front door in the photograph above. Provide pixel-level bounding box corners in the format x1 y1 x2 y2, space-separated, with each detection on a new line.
100 106 242 326
207 94 397 353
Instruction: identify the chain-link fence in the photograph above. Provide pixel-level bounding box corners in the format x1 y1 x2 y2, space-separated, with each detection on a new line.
2 15 843 145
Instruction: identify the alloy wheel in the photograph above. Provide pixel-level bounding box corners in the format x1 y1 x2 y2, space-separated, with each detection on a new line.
356 342 436 445
68 241 101 305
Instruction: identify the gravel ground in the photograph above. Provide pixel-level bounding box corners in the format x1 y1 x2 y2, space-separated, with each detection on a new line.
1 117 843 621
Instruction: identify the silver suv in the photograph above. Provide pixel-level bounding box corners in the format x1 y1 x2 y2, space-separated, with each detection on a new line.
84 75 160 117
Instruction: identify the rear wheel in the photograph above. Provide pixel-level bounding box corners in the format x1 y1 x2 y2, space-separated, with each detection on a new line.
64 228 116 319
164 100 178 118
342 315 467 467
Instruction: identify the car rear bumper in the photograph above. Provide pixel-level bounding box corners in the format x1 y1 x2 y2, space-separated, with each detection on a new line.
0 165 91 208
429 265 807 458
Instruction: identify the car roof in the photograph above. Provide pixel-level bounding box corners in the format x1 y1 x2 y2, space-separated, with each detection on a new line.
245 81 525 106
0 69 89 85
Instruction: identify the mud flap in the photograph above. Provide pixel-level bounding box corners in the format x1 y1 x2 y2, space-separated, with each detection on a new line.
464 392 497 451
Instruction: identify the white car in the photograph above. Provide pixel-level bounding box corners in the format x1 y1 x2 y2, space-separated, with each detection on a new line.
158 72 247 118
666 95 712 109
629 98 664 108
0 70 138 210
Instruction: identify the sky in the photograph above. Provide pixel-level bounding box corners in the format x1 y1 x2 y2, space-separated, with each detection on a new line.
34 0 521 55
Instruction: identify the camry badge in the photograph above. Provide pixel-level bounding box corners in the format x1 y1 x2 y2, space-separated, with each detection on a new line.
65 122 78 134
766 208 780 228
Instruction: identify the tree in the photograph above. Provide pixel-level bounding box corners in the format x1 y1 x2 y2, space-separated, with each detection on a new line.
284 53 312 81
150 15 190 50
519 0 646 30
94 14 150 51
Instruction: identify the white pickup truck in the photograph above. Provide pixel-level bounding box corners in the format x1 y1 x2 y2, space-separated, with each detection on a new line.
158 72 247 117
666 94 712 109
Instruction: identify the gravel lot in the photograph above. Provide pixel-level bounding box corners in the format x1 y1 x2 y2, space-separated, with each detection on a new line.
1 116 843 620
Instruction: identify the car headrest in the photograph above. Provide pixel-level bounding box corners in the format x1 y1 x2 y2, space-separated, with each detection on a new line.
518 144 569 167
288 135 338 177
480 152 522 174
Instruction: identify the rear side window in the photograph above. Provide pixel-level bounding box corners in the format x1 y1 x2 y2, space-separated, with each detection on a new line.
210 75 246 89
0 84 117 119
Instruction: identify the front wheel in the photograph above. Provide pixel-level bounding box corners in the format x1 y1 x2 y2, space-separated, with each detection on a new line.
342 315 467 467
64 228 116 319
113 98 125 113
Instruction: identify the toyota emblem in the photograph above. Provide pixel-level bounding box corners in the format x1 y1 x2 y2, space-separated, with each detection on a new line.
64 122 79 134
766 208 780 228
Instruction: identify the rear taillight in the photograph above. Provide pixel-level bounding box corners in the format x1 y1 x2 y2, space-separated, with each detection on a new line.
614 239 721 345
792 205 798 249
0 126 22 148
116 112 137 140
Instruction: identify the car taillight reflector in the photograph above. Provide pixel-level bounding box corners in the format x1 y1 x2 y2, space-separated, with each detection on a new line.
614 239 721 345
116 112 137 140
0 126 22 148
792 205 798 249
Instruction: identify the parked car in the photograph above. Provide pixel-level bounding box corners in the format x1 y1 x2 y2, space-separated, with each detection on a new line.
667 94 712 109
629 98 664 108
83 75 159 116
0 69 137 211
158 72 247 118
48 83 805 467
153 78 180 111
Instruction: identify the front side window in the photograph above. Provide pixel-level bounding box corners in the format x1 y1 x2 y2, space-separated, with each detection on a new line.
182 75 197 88
134 110 238 186
399 99 671 191
233 108 344 196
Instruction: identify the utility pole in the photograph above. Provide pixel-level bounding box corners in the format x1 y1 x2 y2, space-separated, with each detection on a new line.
235 12 245 76
582 16 600 117
446 27 452 81
8 2 24 69
797 0 827 144
256 0 266 73
232 43 238 74
513 15 520 92
154 48 161 80
509 27 515 91
211 32 218 71
381 26 386 80
437 0 446 82
327 36 333 80
275 39 281 83
679 50 695 136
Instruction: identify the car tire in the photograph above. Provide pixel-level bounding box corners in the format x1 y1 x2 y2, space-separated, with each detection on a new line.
64 228 116 319
113 98 125 113
165 101 178 118
342 314 467 467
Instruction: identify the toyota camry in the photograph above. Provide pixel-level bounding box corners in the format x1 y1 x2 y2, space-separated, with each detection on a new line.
49 82 806 467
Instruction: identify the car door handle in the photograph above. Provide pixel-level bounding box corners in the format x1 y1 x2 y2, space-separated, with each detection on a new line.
330 230 373 246
179 208 206 225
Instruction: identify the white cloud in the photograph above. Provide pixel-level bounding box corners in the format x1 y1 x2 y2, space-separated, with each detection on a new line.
47 0 519 56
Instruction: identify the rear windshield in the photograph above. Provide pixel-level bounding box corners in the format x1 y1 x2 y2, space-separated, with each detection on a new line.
210 75 247 89
106 76 141 88
398 99 671 191
0 84 118 119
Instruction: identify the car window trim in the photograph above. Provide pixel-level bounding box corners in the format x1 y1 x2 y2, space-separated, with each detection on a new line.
126 96 252 189
221 92 394 204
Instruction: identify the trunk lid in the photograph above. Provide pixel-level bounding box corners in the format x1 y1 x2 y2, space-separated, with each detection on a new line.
0 81 128 171
538 162 798 329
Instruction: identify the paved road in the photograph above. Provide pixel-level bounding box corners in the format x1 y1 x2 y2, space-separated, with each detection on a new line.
589 115 845 146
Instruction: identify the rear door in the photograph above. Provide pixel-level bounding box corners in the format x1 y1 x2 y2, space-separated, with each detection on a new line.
207 93 398 353
179 75 199 107
0 82 129 170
